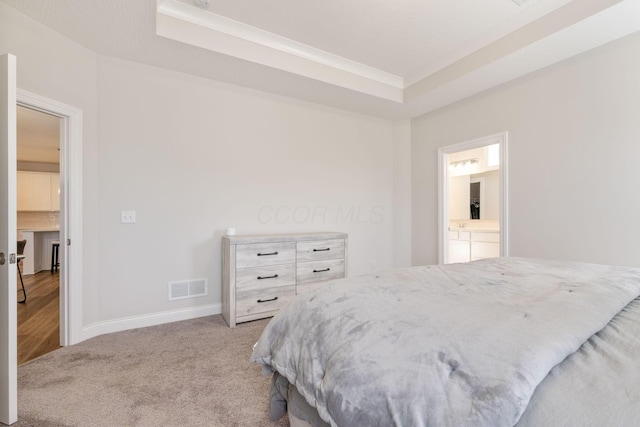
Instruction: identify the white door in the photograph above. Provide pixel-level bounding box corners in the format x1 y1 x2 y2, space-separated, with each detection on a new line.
0 53 18 425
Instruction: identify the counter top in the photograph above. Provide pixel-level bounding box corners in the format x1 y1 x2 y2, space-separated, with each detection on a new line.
449 227 499 233
19 227 60 232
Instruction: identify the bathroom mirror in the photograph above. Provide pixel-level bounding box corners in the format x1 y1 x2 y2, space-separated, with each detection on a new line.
470 181 481 219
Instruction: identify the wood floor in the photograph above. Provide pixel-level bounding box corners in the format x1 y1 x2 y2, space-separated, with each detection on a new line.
17 268 60 365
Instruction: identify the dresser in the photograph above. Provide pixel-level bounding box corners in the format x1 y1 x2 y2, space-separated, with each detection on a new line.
222 232 348 328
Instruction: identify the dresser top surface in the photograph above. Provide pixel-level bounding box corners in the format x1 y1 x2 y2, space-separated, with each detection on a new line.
223 232 347 245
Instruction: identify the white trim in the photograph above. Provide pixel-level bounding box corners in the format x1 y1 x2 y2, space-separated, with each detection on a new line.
1 52 18 426
438 132 509 264
81 304 222 341
158 0 402 87
499 137 509 258
155 0 640 110
16 89 83 346
156 0 403 102
437 147 446 264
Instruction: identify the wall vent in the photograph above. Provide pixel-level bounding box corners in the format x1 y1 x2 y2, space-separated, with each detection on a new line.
168 278 208 301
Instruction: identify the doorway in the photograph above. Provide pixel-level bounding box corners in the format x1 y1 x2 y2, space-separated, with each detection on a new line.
16 105 61 364
17 89 84 347
438 132 509 264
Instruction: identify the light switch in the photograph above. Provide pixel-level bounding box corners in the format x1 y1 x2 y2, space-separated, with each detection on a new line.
121 211 136 224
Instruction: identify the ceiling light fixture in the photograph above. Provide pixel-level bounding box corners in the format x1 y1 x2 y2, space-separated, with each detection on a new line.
193 0 210 6
449 158 479 169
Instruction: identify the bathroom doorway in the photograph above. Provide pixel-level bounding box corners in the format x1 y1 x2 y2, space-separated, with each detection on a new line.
438 132 509 264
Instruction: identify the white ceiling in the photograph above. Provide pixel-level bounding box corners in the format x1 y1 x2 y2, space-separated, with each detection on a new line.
3 0 640 119
171 0 570 80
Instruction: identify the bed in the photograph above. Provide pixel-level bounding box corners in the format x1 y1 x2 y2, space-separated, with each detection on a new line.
250 257 640 427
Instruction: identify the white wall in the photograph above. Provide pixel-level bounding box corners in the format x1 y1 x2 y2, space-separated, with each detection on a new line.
2 3 401 338
412 32 640 267
393 120 412 268
449 175 470 220
0 2 101 326
96 56 395 323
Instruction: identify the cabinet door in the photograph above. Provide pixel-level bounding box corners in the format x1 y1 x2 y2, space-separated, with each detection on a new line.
50 173 60 211
470 242 500 261
449 239 470 263
17 171 51 211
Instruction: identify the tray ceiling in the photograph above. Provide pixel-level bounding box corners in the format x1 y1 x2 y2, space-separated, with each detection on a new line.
3 0 639 119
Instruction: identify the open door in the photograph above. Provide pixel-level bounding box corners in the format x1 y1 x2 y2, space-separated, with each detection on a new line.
0 53 18 425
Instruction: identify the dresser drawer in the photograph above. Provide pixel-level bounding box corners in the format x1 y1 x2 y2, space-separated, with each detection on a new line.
297 258 345 285
297 239 345 263
222 233 348 328
236 264 296 292
236 242 296 268
236 285 296 318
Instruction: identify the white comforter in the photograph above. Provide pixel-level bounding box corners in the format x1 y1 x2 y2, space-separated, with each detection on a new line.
518 294 640 426
251 258 640 427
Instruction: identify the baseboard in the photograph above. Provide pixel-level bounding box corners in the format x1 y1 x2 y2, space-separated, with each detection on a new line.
80 303 222 343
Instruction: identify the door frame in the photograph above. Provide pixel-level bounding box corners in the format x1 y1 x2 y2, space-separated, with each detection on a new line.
17 89 83 346
437 132 509 264
1 52 17 426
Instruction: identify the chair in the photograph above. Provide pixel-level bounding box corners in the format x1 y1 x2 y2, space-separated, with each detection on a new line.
51 240 60 273
17 240 26 304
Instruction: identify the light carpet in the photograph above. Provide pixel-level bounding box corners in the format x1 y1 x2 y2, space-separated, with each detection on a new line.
15 315 288 427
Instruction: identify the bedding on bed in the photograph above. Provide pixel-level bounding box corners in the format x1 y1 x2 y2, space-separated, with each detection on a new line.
250 257 640 427
517 294 640 426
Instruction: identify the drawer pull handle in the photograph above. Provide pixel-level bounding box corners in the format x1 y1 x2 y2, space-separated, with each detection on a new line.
257 296 278 303
313 248 331 252
257 274 279 280
313 268 331 273
257 251 279 256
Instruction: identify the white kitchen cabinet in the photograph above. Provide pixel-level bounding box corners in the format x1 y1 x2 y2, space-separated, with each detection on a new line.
50 174 60 211
17 171 60 211
19 229 60 274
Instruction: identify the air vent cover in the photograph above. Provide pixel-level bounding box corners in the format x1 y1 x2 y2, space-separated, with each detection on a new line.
168 278 208 301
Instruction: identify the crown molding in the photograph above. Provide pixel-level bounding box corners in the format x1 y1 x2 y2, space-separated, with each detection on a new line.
404 0 639 104
156 0 404 102
156 0 640 116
